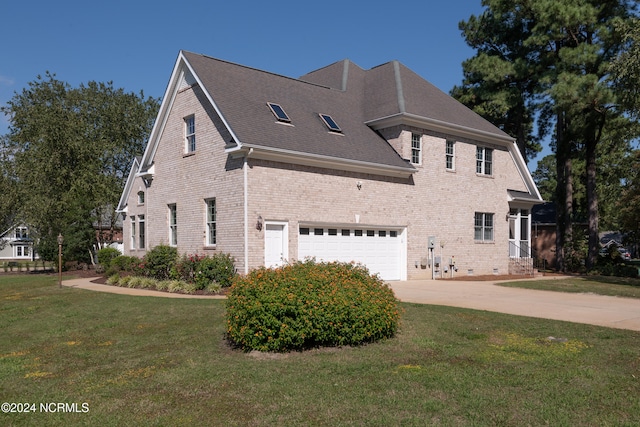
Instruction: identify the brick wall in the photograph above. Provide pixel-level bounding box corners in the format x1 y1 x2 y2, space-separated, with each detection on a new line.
123 84 536 279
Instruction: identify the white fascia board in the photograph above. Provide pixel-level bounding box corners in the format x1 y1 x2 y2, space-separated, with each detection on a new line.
508 142 543 201
227 144 416 179
116 158 141 213
139 51 243 170
180 53 242 150
138 54 183 170
365 113 515 147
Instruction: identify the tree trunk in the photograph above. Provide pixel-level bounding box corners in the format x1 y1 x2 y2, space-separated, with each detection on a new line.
555 112 573 272
585 139 599 269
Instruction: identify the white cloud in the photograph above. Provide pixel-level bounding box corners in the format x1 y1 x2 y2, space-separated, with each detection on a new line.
0 75 15 86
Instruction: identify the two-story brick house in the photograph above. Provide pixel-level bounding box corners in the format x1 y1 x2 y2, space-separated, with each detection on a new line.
116 51 542 280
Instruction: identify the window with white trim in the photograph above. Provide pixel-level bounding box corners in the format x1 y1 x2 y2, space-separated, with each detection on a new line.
446 140 455 170
185 115 196 153
476 146 493 175
138 215 146 249
206 199 216 246
411 133 422 165
15 227 28 239
137 191 145 205
130 216 136 249
168 204 177 246
15 245 30 258
474 212 494 242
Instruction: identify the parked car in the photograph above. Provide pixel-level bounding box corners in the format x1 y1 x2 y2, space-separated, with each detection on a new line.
599 247 631 260
620 249 632 261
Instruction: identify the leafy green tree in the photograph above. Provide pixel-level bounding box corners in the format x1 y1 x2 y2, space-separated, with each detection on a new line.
0 135 20 246
532 155 557 203
0 72 159 263
617 150 640 252
452 0 542 163
458 0 638 271
610 18 640 118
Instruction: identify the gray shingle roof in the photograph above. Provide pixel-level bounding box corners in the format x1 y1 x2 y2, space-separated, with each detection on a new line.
183 52 411 171
182 51 511 172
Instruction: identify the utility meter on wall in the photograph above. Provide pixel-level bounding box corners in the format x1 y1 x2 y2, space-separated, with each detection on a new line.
428 236 436 249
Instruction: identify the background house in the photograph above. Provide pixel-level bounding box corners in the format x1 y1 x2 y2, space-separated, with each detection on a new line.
0 225 38 261
117 51 543 280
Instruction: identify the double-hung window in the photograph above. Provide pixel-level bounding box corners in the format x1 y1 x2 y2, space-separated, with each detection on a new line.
446 140 455 170
169 204 177 246
476 146 493 175
185 115 196 153
130 216 136 249
474 212 494 242
206 199 216 246
138 215 146 249
411 133 422 165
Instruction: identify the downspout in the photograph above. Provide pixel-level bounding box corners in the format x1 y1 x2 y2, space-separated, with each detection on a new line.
243 149 253 274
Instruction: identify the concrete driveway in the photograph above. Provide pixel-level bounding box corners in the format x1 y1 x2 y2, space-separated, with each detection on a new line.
388 277 640 331
63 276 640 332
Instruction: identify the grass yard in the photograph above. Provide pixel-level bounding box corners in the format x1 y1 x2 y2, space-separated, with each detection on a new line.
497 275 640 299
1 275 639 426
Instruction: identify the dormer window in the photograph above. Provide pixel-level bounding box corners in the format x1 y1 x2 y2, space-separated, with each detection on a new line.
319 114 341 132
267 102 291 122
15 227 28 239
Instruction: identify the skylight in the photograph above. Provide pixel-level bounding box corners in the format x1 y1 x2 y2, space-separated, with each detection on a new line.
267 102 291 122
319 114 341 132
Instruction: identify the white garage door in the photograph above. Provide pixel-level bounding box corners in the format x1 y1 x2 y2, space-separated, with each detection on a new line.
298 226 404 281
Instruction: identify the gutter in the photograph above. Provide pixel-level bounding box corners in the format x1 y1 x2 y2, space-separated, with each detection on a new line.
365 113 515 146
226 144 415 179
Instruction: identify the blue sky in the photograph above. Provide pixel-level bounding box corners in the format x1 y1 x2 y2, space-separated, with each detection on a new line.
0 0 549 171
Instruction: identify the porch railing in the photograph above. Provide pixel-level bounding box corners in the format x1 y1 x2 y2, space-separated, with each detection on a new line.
509 241 534 276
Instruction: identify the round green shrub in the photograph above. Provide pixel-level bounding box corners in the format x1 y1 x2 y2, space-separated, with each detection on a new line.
97 247 122 268
142 245 178 280
225 260 400 352
195 253 235 289
111 255 141 272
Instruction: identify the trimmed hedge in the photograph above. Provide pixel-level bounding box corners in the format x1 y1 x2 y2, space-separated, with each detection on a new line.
225 260 400 352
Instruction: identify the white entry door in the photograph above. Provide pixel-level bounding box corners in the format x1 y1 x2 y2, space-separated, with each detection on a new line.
265 222 288 268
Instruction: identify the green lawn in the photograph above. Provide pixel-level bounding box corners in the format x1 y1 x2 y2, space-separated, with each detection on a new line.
2 275 639 426
497 275 640 299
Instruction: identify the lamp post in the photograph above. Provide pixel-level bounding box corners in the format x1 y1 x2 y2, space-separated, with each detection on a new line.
57 233 63 288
